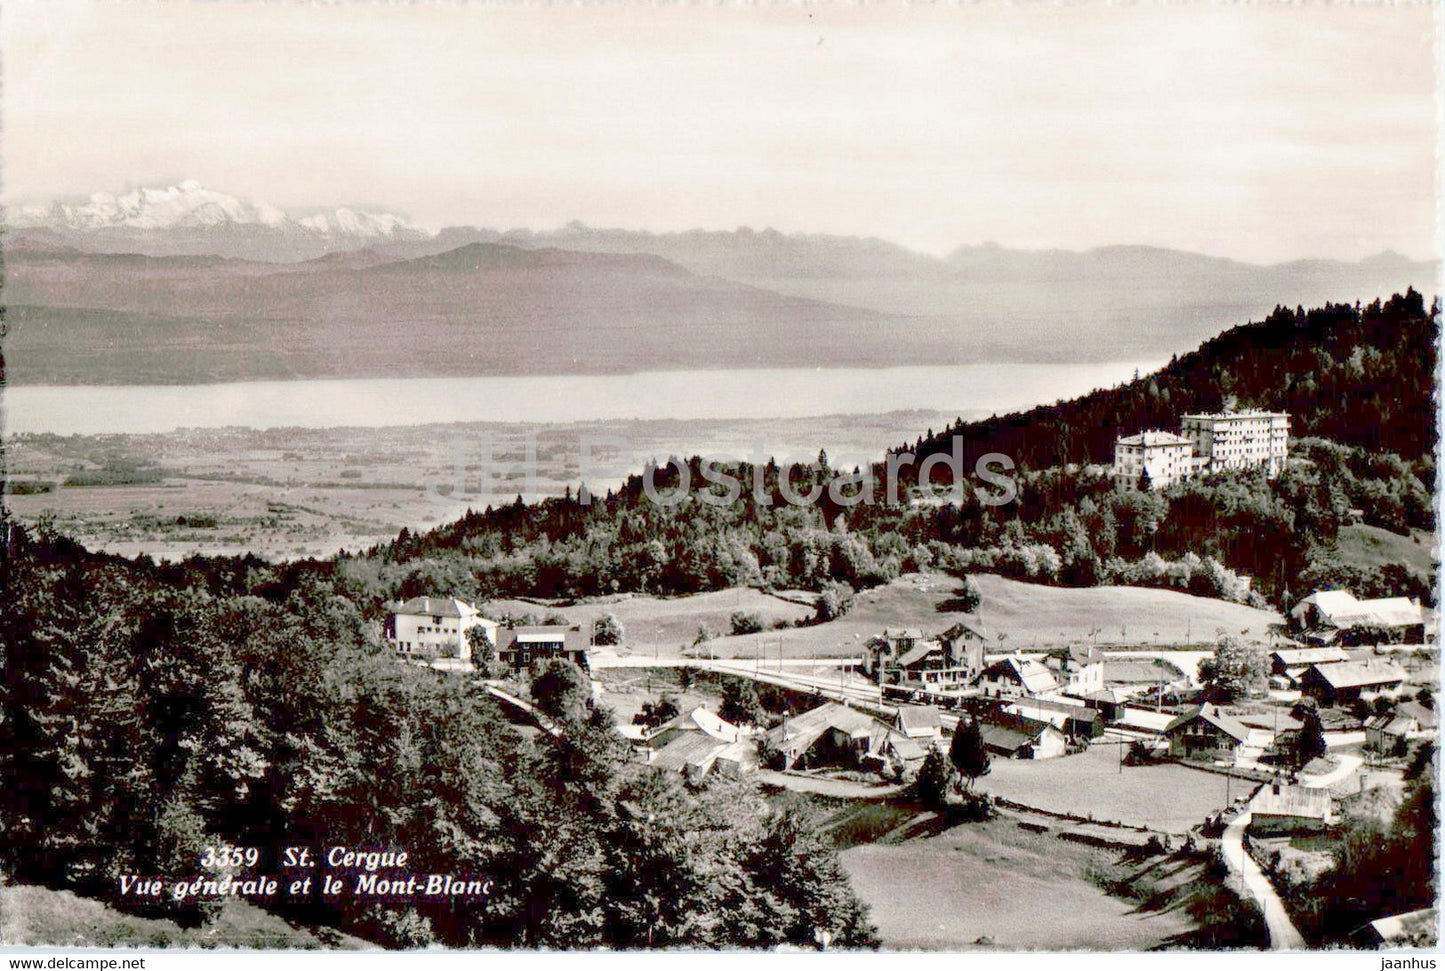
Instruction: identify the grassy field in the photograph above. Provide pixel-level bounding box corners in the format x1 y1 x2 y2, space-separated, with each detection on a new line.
489 587 815 653
975 744 1246 833
1336 524 1436 579
0 885 371 948
499 572 1283 661
639 572 1285 660
840 817 1195 950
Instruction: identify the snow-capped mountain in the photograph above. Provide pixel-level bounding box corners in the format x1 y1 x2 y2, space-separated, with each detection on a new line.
8 181 431 261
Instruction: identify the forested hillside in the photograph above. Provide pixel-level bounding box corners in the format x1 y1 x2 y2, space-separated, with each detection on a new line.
337 291 1435 611
0 528 876 949
904 289 1437 469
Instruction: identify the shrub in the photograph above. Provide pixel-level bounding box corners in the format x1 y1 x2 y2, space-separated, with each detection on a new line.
730 611 764 635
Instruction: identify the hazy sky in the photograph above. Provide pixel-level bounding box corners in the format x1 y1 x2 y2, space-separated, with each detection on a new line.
3 1 1439 262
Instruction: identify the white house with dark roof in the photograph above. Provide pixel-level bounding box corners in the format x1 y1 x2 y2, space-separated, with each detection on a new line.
386 596 497 661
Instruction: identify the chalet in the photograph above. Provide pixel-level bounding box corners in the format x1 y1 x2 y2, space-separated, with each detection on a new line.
864 628 925 677
977 655 1058 700
1365 700 1438 756
385 596 497 661
1298 658 1406 708
1248 783 1335 836
1003 696 1104 739
495 625 590 673
1044 645 1105 697
1269 646 1349 686
1290 590 1429 645
1163 703 1251 762
1080 688 1129 722
894 704 944 741
864 625 983 692
645 707 743 750
979 714 1067 760
767 702 927 774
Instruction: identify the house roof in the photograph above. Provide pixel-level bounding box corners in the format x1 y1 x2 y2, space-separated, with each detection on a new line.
1306 659 1407 691
1164 703 1252 743
1271 647 1349 667
1005 696 1099 722
980 716 1057 754
650 732 732 774
941 622 986 643
1117 430 1193 447
896 641 943 668
1396 700 1438 727
1252 784 1333 820
768 702 916 763
1292 590 1426 629
393 596 478 618
1365 712 1413 736
896 705 943 736
651 707 741 744
883 628 924 642
872 727 929 762
982 656 1058 695
1047 645 1103 668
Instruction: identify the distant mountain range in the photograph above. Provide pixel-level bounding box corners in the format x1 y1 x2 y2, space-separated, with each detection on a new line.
3 181 1438 384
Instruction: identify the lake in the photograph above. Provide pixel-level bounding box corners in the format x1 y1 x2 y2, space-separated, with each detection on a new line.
3 361 1160 436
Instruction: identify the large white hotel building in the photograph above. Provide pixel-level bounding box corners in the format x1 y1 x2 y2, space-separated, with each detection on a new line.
1114 410 1290 491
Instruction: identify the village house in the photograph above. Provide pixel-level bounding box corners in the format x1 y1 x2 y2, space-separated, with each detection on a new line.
864 625 984 693
1290 590 1429 646
648 733 757 782
1003 696 1104 740
1365 700 1438 757
979 713 1068 760
766 702 927 775
1269 646 1350 687
1044 645 1106 697
494 624 591 673
1248 782 1335 836
977 655 1058 700
645 706 744 750
1163 703 1251 762
1298 658 1407 708
385 596 497 661
1080 687 1130 722
893 704 944 742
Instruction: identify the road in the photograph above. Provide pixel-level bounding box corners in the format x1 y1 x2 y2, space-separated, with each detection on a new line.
1220 792 1308 950
1300 753 1363 790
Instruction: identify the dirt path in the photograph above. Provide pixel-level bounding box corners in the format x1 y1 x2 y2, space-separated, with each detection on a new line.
1221 796 1307 950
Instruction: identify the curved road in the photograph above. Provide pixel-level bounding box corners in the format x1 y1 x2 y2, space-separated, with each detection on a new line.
1220 793 1307 950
